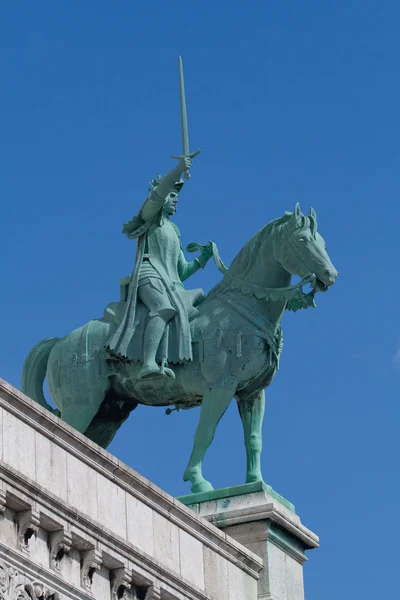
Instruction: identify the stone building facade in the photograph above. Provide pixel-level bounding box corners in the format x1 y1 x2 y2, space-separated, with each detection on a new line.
0 378 318 599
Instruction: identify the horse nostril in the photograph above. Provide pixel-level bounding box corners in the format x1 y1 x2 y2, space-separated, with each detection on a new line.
325 269 338 280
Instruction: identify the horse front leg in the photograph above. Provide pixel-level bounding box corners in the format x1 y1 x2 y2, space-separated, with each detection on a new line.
237 390 265 484
183 383 236 494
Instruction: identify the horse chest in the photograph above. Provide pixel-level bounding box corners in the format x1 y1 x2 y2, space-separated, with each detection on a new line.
195 324 268 385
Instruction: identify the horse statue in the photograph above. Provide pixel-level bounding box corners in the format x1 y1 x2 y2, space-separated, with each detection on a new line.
22 203 337 494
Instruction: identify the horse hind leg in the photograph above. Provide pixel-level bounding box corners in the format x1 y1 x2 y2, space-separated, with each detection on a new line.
57 365 111 437
237 390 265 484
83 389 139 449
183 382 236 494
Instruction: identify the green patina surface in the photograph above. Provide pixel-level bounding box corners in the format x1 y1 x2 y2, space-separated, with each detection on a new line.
20 57 338 497
177 481 296 513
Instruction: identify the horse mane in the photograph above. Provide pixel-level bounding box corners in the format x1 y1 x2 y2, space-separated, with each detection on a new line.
205 212 293 300
227 213 291 279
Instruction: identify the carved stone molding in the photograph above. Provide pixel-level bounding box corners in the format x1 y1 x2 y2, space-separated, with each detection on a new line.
0 558 61 599
17 509 40 554
0 559 20 600
80 548 102 590
145 585 162 600
49 528 72 571
25 581 60 600
0 490 6 517
110 567 132 599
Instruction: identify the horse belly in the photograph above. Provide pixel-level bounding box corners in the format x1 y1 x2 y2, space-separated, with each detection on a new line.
116 360 204 408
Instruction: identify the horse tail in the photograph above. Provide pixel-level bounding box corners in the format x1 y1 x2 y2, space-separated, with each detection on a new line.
21 338 61 417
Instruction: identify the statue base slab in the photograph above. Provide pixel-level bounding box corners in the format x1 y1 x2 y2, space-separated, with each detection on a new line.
178 484 319 600
177 481 295 513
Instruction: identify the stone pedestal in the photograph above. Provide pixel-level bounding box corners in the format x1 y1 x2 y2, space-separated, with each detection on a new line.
0 379 262 600
178 483 319 600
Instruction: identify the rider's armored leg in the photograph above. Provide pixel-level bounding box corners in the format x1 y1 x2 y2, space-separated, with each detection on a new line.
138 279 177 379
142 314 175 378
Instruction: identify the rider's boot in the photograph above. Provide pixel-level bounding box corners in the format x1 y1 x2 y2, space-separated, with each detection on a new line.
139 315 175 379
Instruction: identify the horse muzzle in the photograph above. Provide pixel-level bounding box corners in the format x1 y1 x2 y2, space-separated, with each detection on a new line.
315 268 338 292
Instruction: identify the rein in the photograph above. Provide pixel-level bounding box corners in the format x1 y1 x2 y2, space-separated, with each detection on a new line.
222 271 317 312
188 241 318 312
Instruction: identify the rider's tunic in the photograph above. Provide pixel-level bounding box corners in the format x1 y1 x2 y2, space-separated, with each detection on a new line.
106 199 198 363
140 220 182 285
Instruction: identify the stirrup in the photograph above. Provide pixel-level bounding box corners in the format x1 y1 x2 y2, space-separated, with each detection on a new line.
160 357 176 379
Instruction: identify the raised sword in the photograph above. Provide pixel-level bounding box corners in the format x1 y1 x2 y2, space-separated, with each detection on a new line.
172 56 201 179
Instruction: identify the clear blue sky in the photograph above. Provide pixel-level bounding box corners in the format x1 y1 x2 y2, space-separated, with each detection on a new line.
1 2 399 598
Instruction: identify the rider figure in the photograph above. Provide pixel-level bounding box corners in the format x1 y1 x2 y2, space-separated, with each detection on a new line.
106 156 213 379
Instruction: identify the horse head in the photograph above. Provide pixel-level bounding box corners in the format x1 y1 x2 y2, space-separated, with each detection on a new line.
277 203 338 292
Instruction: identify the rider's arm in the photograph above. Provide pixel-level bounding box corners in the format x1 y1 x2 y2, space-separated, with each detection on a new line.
178 252 206 281
140 188 167 222
178 240 214 281
140 158 191 222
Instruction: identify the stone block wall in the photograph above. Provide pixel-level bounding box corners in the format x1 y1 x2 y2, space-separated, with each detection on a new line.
0 379 262 600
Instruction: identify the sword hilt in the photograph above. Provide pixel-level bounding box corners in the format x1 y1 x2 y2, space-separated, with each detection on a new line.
171 149 201 180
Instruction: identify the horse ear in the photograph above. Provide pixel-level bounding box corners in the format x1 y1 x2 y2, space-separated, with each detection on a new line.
289 203 303 228
310 207 317 224
294 202 302 218
309 207 318 234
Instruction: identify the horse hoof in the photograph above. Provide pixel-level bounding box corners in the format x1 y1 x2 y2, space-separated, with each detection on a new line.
246 475 264 484
191 481 214 494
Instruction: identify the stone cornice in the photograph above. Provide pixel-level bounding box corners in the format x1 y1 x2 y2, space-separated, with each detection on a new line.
206 502 319 550
267 525 308 564
0 379 263 581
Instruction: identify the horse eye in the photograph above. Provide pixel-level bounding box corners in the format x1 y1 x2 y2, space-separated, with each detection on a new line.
298 238 305 243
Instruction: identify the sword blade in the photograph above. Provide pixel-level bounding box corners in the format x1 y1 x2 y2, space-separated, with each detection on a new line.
178 56 190 155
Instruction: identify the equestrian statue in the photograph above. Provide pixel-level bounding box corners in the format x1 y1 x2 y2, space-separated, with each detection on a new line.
21 58 338 494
